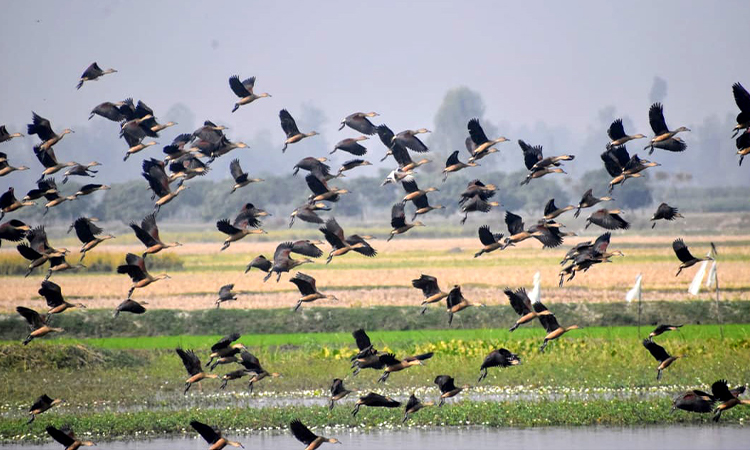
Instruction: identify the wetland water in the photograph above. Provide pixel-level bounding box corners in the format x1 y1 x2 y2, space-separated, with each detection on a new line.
5 426 748 449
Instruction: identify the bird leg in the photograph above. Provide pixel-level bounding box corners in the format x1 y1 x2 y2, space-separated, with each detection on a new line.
293 300 303 312
656 369 662 381
184 382 192 394
539 340 549 353
220 379 228 390
248 380 255 393
460 214 468 225
402 413 409 423
478 368 487 383
329 399 335 411
448 312 454 326
276 272 282 282
377 371 390 383
675 267 683 277
127 286 136 298
27 414 36 424
351 404 360 416
438 397 445 407
263 271 273 282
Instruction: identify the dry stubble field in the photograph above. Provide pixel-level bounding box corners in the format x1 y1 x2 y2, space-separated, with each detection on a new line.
2 233 749 313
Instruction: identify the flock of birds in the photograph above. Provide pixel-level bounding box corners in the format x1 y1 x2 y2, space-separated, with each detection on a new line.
2 64 750 449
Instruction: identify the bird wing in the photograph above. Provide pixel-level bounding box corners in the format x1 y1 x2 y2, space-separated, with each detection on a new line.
642 339 670 362
531 224 564 248
378 353 401 366
592 232 612 255
352 328 372 351
290 419 317 445
331 378 345 396
654 138 687 152
34 145 59 168
73 218 102 243
403 133 429 153
141 213 162 243
229 75 253 98
648 103 669 135
611 145 630 167
233 208 262 229
672 238 696 263
412 192 431 210
239 350 263 372
291 241 323 258
216 219 242 236
218 284 235 299
176 348 202 375
505 287 531 315
446 286 464 309
543 199 558 217
600 149 624 177
434 375 456 393
346 235 377 257
407 352 434 361
445 150 460 167
412 274 441 298
607 118 626 140
229 159 245 181
376 124 395 148
190 420 220 444
711 379 735 402
320 223 347 250
518 140 543 170
117 299 146 314
401 177 419 194
211 333 241 352
733 83 750 113
28 113 55 141
17 244 43 262
477 225 499 246
505 211 524 235
16 306 45 329
590 210 630 230
405 394 419 410
290 272 317 295
46 426 76 447
468 118 489 145
30 394 52 411
391 202 407 229
39 281 64 308
273 242 294 262
279 109 301 137
305 173 330 196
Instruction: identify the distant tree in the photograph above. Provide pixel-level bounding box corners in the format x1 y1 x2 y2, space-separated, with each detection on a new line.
430 86 495 155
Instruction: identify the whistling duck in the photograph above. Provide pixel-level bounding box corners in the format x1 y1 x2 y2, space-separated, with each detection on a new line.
350 328 382 376
239 350 280 393
650 203 683 228
329 378 354 410
574 189 613 218
70 217 114 261
518 139 573 185
130 213 181 258
176 348 218 393
216 203 268 251
191 420 243 449
77 62 116 89
27 394 64 424
142 158 187 212
332 136 369 156
352 392 401 416
648 324 682 341
474 225 505 257
401 176 438 202
319 217 375 262
412 274 449 314
645 103 690 154
434 375 468 406
585 209 630 230
290 202 330 227
377 352 434 382
62 161 100 184
264 241 317 282
245 255 272 274
206 333 244 368
0 187 34 219
290 419 340 449
17 306 64 345
607 118 646 148
117 253 170 298
280 109 319 152
39 280 86 315
215 284 238 309
731 83 750 137
337 159 372 177
466 118 508 162
411 187 444 220
711 379 750 422
113 299 147 318
392 128 431 154
642 339 681 380
445 285 483 325
0 219 30 247
229 75 271 113
442 150 478 182
505 287 551 332
0 153 29 177
535 301 580 352
46 425 95 449
27 112 73 151
305 173 350 203
289 272 338 311
229 159 264 193
478 348 520 382
388 202 424 241
403 393 434 423
0 125 23 143
502 211 542 248
672 238 713 276
339 112 379 135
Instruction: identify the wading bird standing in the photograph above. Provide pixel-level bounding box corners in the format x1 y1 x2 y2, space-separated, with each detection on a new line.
280 109 319 152
672 238 713 276
27 394 64 424
17 306 63 345
478 348 520 382
642 339 681 380
77 62 117 89
290 419 340 449
229 75 271 113
190 420 243 449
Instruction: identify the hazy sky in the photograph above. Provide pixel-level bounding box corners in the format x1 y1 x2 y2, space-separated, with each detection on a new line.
1 1 748 186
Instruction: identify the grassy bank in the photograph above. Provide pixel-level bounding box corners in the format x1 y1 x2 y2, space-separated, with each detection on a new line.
4 398 750 443
1 302 749 340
